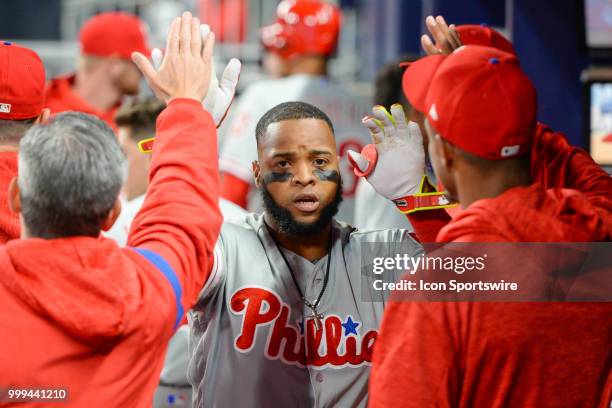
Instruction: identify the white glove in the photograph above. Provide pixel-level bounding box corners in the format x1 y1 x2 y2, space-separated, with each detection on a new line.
348 104 425 201
151 24 241 128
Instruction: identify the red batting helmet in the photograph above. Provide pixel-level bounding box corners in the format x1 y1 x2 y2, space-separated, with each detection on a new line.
261 0 341 60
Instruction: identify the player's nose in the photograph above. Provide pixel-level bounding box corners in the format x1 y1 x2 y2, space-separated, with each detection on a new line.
292 160 316 187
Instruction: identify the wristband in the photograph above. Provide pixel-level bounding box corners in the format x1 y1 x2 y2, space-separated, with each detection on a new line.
393 175 458 214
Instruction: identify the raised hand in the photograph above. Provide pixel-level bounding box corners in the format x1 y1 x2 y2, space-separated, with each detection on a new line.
131 12 215 104
421 15 462 56
151 24 242 127
348 104 425 200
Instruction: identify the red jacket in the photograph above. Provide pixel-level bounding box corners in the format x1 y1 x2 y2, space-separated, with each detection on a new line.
372 124 612 407
371 183 612 407
408 123 612 242
0 151 19 243
371 301 612 408
44 75 120 131
437 183 612 242
0 99 222 407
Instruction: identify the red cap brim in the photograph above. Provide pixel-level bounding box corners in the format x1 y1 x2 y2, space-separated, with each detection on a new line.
402 54 446 113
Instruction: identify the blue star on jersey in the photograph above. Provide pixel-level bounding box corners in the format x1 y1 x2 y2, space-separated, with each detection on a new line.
297 316 360 336
342 316 360 336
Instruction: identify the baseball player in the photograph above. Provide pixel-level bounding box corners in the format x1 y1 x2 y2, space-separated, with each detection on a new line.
44 12 151 130
360 45 612 407
187 100 423 407
351 19 519 233
218 0 372 225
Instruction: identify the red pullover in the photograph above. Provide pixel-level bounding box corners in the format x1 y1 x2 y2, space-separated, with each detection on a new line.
0 99 222 407
370 183 612 407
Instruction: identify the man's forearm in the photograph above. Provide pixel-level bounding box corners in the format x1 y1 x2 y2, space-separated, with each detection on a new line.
128 98 223 312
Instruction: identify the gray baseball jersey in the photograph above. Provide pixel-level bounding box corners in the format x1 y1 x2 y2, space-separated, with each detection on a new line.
188 213 423 407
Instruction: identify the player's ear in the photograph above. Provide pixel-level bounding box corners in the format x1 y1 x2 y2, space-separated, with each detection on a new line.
253 161 261 188
8 176 20 214
108 55 124 77
439 136 455 170
101 199 122 231
35 108 51 124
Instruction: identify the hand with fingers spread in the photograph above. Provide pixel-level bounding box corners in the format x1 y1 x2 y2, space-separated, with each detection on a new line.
151 24 242 127
348 104 425 201
421 15 463 56
348 105 456 214
131 12 215 104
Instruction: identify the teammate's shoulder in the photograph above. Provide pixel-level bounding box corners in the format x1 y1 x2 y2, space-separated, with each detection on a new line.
219 198 248 223
220 216 255 234
220 212 267 238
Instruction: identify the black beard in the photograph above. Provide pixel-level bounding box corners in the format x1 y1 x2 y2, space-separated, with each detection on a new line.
261 178 343 236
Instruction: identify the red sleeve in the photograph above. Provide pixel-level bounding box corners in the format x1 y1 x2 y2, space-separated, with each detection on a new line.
127 98 223 318
220 171 250 209
531 123 612 213
406 209 451 243
370 300 461 408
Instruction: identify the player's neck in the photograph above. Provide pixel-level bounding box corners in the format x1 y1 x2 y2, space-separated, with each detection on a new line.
289 56 328 77
266 218 332 262
73 70 121 112
457 164 533 208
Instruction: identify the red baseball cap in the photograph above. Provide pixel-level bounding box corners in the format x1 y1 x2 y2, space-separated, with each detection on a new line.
403 24 515 113
0 41 46 120
413 45 537 160
80 12 151 60
455 24 515 55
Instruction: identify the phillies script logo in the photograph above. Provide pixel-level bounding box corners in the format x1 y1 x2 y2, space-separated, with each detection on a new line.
230 287 378 368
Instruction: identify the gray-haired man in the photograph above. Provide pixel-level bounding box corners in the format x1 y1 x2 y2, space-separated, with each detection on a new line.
0 12 236 406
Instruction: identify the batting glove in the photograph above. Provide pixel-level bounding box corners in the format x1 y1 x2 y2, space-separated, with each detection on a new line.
348 104 456 214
